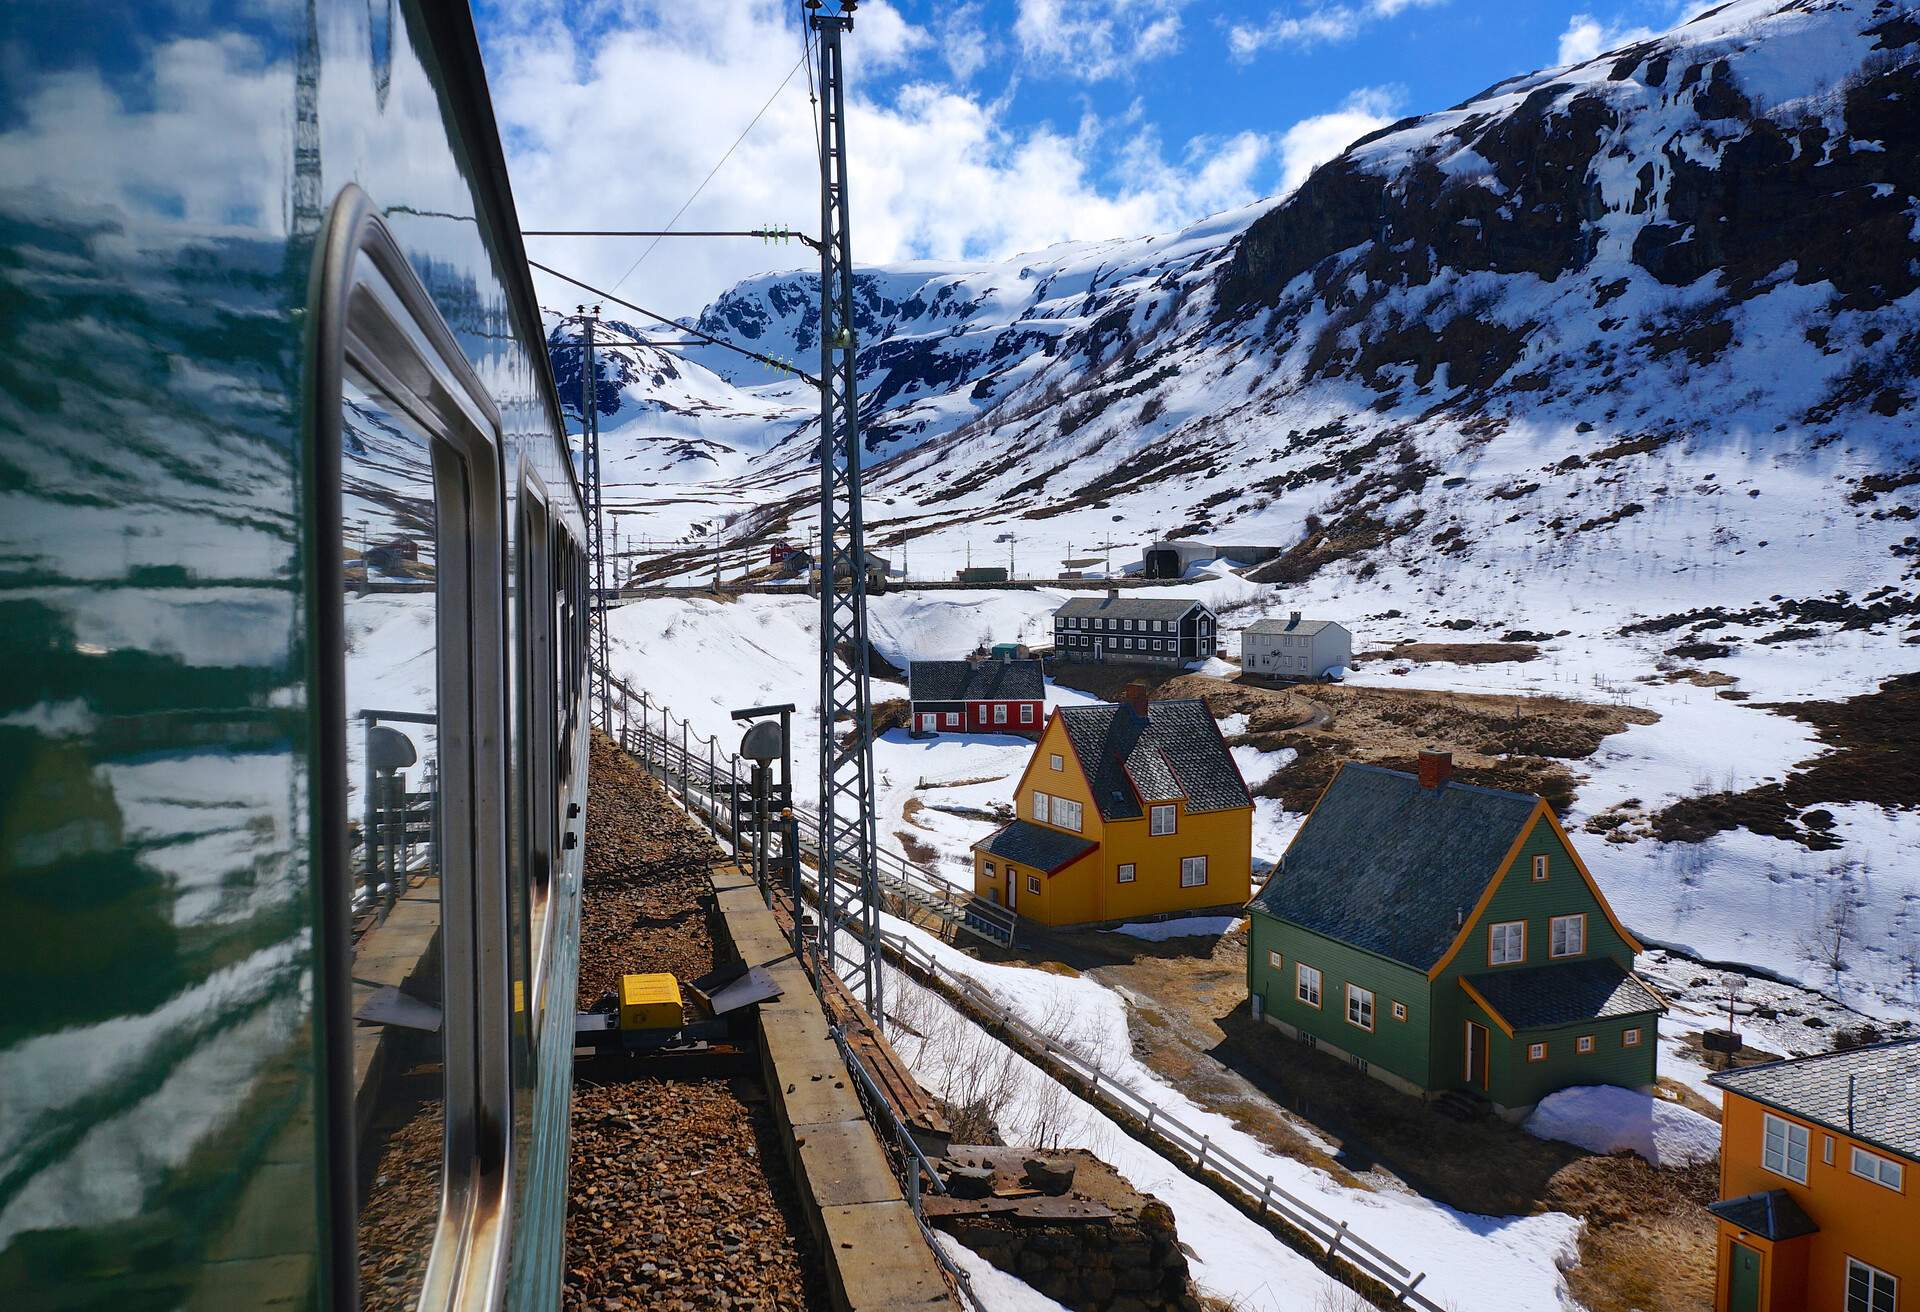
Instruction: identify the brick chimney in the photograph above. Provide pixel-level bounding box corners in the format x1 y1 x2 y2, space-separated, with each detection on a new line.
1417 751 1453 789
1121 681 1151 720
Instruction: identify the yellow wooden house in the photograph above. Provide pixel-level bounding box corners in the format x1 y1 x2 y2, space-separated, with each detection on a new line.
970 687 1253 926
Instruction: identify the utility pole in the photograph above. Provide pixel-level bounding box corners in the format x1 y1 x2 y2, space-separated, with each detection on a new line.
565 305 613 726
1008 533 1016 579
808 0 884 1028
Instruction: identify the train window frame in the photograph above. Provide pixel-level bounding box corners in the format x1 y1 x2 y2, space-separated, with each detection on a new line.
517 473 556 1028
309 183 514 1312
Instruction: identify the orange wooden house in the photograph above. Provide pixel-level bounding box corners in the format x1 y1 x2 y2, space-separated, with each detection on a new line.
969 686 1252 927
1706 1038 1918 1312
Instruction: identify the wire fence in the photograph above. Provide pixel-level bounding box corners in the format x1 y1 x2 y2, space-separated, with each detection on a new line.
600 670 1441 1312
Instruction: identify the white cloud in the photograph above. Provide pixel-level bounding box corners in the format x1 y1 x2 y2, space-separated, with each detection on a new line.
937 3 995 83
490 0 1283 318
1228 0 1443 60
1013 0 1188 81
1276 86 1403 193
1556 13 1658 66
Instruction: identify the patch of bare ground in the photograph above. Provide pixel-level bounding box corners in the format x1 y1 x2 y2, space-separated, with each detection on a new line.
1354 641 1541 665
1648 671 1920 849
570 733 830 1311
566 1077 826 1312
578 733 726 1006
1151 674 1657 815
1659 667 1738 687
1014 923 1716 1312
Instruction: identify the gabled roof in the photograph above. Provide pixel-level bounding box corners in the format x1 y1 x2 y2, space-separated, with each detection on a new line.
1710 1037 1920 1163
1460 960 1664 1034
1057 700 1250 822
1706 1190 1819 1242
1054 594 1208 622
973 819 1097 873
908 658 1045 702
1248 763 1540 971
1244 617 1346 637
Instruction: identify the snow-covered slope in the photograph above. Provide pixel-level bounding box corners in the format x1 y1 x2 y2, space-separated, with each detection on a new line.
588 0 1920 1013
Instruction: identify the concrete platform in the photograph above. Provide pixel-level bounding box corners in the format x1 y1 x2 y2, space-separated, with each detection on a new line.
707 865 960 1312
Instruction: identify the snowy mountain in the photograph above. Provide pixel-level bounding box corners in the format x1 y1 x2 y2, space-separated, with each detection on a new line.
583 0 1920 1013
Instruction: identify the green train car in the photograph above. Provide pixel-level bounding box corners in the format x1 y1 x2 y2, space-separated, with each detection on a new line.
1 3 593 1309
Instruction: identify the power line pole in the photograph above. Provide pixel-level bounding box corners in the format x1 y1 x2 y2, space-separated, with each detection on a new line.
809 0 883 1028
566 305 613 726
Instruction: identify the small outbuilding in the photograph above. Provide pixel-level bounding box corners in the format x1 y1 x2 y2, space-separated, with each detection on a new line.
1241 612 1351 680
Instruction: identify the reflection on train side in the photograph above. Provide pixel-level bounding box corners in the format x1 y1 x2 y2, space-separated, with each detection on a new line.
341 374 445 1311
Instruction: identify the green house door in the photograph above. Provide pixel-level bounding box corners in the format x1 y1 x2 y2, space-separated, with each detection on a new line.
1727 1240 1761 1312
1464 1022 1490 1090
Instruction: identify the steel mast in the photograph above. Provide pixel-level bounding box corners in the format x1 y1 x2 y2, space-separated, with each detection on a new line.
808 0 883 1027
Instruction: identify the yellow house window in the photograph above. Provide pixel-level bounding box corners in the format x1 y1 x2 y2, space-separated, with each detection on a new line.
1049 753 1064 771
1033 791 1050 822
1532 854 1549 881
983 860 996 876
1762 1113 1809 1183
1847 1257 1898 1312
1053 798 1084 832
1150 803 1176 835
1850 1145 1904 1191
1026 873 1041 895
1117 863 1135 884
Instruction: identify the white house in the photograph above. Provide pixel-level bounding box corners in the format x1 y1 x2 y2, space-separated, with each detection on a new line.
1240 613 1351 680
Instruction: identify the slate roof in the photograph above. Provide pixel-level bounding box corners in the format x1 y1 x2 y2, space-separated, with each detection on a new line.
973 820 1097 873
1247 763 1541 970
1710 1038 1920 1162
908 658 1045 703
1058 700 1251 822
1705 1190 1819 1242
1053 595 1207 622
1244 617 1346 637
1461 959 1664 1031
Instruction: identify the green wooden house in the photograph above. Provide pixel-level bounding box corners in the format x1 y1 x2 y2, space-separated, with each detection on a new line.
1246 752 1664 1118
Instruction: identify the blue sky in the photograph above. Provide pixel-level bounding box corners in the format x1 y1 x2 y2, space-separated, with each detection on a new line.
479 0 1699 316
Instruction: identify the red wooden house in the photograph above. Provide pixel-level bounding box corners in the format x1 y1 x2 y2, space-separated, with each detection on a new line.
907 657 1045 736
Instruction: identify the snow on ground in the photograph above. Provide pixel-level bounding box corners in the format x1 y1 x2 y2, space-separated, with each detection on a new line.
932 1235 1070 1312
1105 916 1244 942
887 916 1585 1311
886 963 1354 1312
1524 1086 1721 1168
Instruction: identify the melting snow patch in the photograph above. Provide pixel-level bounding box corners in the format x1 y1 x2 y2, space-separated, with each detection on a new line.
1106 916 1244 942
1524 1085 1720 1167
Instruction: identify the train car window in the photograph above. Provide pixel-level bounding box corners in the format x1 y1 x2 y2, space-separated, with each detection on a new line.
313 186 513 1312
517 486 554 994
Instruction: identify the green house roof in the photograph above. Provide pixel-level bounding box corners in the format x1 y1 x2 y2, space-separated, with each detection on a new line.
1248 763 1539 970
1710 1037 1920 1163
1463 959 1664 1031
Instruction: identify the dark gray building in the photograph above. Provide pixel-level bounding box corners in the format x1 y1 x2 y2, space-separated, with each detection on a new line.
1051 590 1216 665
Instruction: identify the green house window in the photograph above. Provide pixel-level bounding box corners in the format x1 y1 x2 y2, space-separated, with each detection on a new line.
1489 920 1526 965
1345 985 1375 1032
1550 913 1586 958
1296 964 1322 1008
1532 854 1549 881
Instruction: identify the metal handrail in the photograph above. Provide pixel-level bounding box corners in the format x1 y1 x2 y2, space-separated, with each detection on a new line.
871 926 1443 1312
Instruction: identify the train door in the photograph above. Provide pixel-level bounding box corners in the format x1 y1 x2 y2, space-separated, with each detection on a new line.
315 187 513 1312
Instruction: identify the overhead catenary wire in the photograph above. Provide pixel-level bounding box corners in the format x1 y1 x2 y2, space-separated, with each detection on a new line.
606 49 811 294
529 258 823 389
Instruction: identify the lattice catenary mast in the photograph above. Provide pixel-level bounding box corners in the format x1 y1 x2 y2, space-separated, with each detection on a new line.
808 0 885 1027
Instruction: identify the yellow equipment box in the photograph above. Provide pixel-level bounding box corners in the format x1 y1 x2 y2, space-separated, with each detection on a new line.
619 973 683 1031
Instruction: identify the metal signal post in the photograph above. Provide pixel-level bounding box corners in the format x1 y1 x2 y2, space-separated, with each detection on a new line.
564 306 614 729
809 0 884 1028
